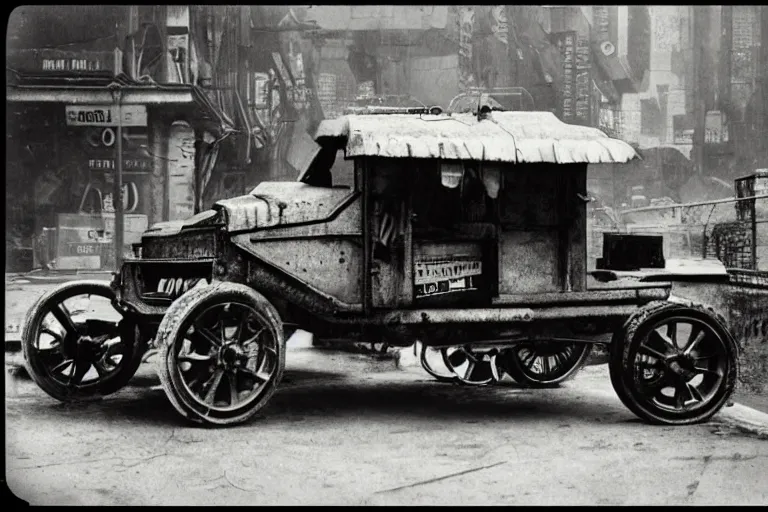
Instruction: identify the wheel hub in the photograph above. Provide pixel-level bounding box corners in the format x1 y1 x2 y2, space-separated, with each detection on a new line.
666 355 697 381
219 343 248 369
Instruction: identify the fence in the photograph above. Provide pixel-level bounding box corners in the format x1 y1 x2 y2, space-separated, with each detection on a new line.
587 194 768 271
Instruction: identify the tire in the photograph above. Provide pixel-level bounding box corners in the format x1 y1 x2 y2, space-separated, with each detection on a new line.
499 342 592 388
155 282 286 426
609 301 739 426
21 280 144 402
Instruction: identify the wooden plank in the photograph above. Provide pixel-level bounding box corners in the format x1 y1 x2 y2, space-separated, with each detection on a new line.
401 168 414 306
569 166 588 291
492 286 669 306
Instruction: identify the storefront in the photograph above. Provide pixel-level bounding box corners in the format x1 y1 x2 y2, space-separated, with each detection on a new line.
6 81 231 272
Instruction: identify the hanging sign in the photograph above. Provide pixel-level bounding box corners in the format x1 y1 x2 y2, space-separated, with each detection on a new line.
65 105 147 127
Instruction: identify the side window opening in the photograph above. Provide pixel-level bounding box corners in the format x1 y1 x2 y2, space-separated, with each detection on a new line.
299 143 355 190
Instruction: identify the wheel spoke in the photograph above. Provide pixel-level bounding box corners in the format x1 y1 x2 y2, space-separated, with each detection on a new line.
69 359 91 386
464 360 476 380
686 382 704 403
682 328 706 356
203 368 225 404
541 356 551 376
693 365 722 379
228 372 239 406
195 325 223 348
244 368 272 382
178 353 214 363
93 360 109 377
649 329 677 354
51 359 74 375
236 310 250 343
673 379 694 410
242 327 266 347
638 342 670 362
50 303 78 336
40 327 64 342
667 322 678 345
525 353 539 370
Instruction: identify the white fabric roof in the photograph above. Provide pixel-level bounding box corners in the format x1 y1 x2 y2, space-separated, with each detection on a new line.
315 111 638 165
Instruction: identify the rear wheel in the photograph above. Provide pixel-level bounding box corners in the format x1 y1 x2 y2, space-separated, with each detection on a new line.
498 341 592 387
21 280 144 401
155 282 285 426
419 344 457 383
609 301 739 425
441 346 499 386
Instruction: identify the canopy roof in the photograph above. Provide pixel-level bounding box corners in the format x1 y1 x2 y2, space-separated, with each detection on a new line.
315 111 638 165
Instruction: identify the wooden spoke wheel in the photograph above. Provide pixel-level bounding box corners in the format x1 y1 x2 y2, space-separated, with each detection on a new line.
155 283 285 426
21 281 144 401
609 302 739 426
499 341 592 387
419 344 458 383
441 346 500 386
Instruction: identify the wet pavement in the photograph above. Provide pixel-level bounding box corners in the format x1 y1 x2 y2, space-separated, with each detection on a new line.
6 342 768 506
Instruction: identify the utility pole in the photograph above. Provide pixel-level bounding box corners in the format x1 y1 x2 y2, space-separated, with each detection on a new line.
691 6 708 175
720 6 732 133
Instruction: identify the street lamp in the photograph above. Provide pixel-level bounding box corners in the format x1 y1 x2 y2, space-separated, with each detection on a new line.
108 83 125 270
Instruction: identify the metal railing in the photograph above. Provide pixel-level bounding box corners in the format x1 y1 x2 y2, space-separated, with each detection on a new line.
588 194 768 271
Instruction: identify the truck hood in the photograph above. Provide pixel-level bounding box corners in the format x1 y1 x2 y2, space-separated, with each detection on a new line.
214 182 354 232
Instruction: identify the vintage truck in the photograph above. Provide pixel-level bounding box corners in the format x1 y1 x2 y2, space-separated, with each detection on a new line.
21 108 740 427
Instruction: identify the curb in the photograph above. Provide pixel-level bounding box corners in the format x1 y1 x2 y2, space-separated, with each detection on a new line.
714 403 768 439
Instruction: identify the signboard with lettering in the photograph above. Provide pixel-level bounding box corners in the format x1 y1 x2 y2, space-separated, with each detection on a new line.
552 31 576 123
574 34 592 126
7 49 115 75
88 158 154 173
672 114 694 144
65 105 147 127
414 257 483 298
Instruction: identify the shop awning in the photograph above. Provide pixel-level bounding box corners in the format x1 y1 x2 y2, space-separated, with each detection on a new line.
6 82 234 137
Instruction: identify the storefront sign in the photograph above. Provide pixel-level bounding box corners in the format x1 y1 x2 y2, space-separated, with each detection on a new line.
65 105 147 127
574 35 592 126
88 158 154 172
553 31 576 122
7 49 114 75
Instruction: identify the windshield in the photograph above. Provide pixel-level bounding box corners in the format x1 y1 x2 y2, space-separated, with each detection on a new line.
298 145 355 189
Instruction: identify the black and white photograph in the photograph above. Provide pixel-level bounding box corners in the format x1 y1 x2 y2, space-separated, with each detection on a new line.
5 4 768 506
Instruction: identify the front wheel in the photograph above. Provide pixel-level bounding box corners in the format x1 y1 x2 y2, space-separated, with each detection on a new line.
155 282 286 426
609 301 739 426
21 280 144 401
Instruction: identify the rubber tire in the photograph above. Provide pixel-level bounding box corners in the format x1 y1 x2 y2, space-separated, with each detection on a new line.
608 301 739 426
155 282 286 427
21 280 144 402
501 343 592 388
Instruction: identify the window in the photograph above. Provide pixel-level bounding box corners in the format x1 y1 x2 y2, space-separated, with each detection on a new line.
299 146 356 190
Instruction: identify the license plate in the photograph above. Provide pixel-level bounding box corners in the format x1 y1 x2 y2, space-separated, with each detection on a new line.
156 277 207 300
